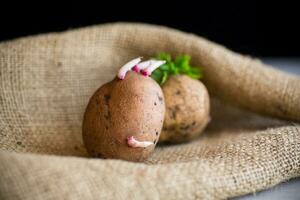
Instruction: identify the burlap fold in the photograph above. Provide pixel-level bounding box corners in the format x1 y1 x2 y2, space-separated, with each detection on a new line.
0 23 299 200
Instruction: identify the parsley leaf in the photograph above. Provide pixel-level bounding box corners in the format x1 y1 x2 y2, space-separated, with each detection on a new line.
150 53 203 85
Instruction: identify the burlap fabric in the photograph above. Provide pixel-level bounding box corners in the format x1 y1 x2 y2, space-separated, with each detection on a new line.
0 23 299 200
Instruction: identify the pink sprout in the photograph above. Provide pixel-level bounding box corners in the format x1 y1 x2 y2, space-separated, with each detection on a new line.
140 60 166 76
132 65 140 73
118 57 142 79
132 60 154 73
127 136 154 148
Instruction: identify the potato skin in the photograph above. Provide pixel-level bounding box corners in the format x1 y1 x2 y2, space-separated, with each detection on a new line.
159 75 210 143
82 71 165 162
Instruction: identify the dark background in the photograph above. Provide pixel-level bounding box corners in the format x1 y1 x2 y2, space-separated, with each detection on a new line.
1 1 299 57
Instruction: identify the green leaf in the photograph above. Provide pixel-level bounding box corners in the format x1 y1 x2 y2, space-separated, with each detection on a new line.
175 55 190 71
169 62 178 75
151 52 203 85
151 70 163 83
156 52 172 63
159 64 170 71
187 71 202 79
161 71 168 85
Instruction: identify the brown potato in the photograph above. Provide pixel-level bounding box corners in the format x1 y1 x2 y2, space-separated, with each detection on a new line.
159 75 210 143
82 71 165 162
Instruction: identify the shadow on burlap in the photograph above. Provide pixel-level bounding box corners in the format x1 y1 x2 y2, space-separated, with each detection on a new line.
0 23 299 200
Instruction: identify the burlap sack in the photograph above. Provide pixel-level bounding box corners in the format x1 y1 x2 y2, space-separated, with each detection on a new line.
0 23 299 200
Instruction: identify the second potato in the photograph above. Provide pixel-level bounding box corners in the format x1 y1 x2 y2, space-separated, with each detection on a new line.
159 75 210 143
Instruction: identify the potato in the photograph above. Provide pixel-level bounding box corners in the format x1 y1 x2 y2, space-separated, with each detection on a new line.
159 75 210 143
82 71 165 162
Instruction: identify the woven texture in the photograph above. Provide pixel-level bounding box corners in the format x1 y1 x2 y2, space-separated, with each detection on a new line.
0 23 300 200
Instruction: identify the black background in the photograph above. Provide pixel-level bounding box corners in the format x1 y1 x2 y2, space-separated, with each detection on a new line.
1 1 299 57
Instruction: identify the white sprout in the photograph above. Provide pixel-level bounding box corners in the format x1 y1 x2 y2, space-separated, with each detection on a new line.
141 60 166 76
127 136 154 148
132 60 155 73
118 57 142 79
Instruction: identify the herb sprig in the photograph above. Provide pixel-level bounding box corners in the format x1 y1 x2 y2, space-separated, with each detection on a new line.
151 53 203 85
